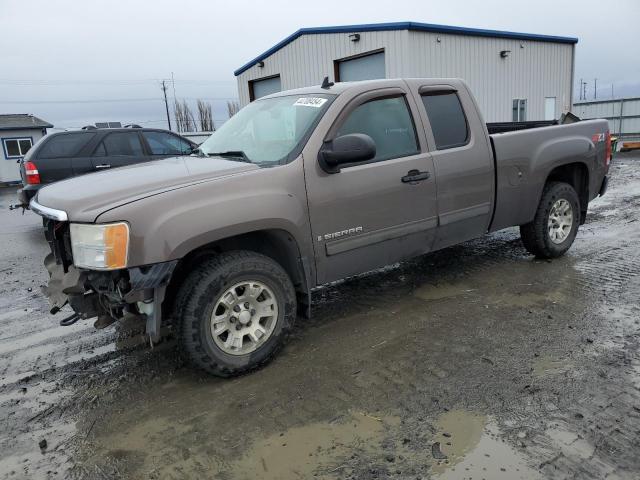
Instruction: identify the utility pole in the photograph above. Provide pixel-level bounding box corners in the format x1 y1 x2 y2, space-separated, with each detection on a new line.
161 80 172 131
579 78 583 100
594 78 597 100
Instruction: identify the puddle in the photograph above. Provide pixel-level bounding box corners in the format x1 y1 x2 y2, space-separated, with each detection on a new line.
414 282 475 302
431 410 542 480
533 355 573 378
228 412 398 480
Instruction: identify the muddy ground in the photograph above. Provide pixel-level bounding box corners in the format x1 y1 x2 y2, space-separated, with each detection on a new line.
1 154 639 480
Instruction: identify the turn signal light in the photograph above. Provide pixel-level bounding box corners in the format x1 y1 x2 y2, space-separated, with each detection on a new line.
24 161 40 184
605 130 612 166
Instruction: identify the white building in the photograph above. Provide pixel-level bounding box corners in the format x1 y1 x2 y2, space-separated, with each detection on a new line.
574 97 640 142
0 114 53 183
234 21 577 123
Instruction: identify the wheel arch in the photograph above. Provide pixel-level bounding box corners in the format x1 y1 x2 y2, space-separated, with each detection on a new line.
163 228 312 322
544 162 590 224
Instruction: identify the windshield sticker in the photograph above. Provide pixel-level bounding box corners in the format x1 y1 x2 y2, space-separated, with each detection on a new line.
294 97 328 108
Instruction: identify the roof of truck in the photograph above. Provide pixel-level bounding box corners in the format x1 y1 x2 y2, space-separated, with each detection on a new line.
234 21 579 76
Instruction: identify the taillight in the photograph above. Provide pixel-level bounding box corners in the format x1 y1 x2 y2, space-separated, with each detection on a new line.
605 130 612 166
24 161 40 184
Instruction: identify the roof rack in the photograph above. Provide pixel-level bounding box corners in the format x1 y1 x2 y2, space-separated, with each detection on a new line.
81 125 98 130
123 124 142 128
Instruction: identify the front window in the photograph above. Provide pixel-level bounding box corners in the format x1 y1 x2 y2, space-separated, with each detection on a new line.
3 137 33 158
198 94 334 166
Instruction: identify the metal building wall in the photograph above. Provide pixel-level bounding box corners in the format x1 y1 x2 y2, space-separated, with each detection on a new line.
574 98 640 138
236 29 410 106
236 29 574 122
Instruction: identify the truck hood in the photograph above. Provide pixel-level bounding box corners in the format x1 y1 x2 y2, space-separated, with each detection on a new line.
35 156 259 222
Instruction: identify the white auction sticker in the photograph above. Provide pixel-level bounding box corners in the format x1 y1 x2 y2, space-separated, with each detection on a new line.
293 97 328 108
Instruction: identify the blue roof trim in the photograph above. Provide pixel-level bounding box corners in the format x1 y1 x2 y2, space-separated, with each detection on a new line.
234 21 578 76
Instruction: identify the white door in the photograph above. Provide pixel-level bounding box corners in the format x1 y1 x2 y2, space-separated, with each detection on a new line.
545 97 556 120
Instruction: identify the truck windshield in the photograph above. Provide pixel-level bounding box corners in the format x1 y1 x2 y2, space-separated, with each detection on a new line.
198 94 334 166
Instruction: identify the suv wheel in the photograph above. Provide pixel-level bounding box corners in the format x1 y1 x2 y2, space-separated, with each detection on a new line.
175 251 296 377
520 181 580 258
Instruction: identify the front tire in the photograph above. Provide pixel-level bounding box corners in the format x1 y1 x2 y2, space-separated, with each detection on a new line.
175 251 296 377
520 181 580 259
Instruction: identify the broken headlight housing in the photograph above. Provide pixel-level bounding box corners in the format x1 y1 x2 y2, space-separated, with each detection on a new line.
69 222 130 270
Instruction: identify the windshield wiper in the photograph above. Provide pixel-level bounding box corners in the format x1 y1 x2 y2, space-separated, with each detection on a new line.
206 150 251 163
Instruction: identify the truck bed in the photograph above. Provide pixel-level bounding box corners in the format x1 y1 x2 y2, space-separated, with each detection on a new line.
486 120 558 134
488 119 610 232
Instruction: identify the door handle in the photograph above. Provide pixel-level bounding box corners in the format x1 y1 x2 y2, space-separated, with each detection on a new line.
95 164 111 169
401 169 430 183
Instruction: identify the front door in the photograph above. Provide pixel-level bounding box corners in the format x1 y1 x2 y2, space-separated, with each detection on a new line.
304 87 438 284
90 131 147 171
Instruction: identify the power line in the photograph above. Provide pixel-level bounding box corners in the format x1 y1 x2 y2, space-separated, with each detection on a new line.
0 96 238 104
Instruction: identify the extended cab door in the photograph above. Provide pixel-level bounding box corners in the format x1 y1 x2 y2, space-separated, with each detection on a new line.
406 80 495 249
304 84 438 285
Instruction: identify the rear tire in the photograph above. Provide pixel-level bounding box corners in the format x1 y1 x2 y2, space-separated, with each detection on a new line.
175 251 296 377
520 181 580 259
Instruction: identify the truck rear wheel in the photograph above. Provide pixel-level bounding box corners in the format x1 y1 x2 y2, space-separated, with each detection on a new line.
520 181 580 259
175 251 296 377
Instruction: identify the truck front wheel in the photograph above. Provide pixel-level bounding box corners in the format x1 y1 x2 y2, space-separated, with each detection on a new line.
175 251 296 377
520 181 580 258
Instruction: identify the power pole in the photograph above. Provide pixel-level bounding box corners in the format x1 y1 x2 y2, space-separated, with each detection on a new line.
579 78 583 100
594 78 597 100
161 80 172 131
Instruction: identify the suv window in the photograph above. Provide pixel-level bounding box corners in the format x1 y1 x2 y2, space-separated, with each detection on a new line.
38 132 94 158
95 132 144 157
142 131 192 155
421 92 469 150
336 96 419 162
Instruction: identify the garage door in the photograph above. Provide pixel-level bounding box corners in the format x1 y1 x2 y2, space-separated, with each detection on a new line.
250 76 282 100
337 51 385 82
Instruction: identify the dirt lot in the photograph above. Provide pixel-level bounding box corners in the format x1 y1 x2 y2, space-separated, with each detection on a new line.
1 153 640 480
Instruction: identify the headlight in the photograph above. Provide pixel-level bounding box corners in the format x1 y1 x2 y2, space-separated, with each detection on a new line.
69 222 129 270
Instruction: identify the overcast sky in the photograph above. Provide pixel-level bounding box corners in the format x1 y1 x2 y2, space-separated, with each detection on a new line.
1 0 638 130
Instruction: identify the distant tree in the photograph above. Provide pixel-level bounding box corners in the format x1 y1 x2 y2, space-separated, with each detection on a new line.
197 100 214 132
227 100 240 118
174 99 196 132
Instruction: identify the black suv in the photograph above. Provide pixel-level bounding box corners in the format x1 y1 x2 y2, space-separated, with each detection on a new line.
17 127 199 207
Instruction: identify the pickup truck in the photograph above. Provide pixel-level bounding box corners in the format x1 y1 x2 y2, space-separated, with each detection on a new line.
30 78 611 377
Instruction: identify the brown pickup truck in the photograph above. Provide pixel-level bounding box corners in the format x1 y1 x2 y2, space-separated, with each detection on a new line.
30 78 611 377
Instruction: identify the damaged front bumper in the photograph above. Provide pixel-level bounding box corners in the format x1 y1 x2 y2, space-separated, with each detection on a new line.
42 218 176 339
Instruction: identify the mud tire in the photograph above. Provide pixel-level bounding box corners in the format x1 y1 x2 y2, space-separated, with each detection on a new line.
175 251 296 377
520 181 580 259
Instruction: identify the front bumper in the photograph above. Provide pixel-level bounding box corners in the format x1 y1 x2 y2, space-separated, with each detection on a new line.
40 216 177 338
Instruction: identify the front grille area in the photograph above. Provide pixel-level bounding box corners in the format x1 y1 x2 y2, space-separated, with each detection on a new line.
44 219 73 271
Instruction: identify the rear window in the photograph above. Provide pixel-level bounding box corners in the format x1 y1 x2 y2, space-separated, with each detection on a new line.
421 92 469 150
38 132 93 158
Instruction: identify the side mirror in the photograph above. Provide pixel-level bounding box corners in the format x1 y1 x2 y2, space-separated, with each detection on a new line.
318 133 376 173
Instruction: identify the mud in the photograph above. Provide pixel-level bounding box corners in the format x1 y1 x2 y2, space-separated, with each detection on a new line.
1 153 640 479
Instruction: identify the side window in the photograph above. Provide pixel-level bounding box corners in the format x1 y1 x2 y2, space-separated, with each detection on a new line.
93 142 107 157
39 133 93 158
142 132 192 155
336 96 419 162
99 133 144 156
421 92 469 150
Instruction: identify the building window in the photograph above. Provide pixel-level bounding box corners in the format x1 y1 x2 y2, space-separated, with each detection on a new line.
512 99 527 121
249 75 282 101
334 50 385 82
421 92 470 150
3 138 33 158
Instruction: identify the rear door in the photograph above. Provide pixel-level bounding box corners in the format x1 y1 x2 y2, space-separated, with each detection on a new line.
304 83 438 284
407 80 495 249
90 131 147 170
140 131 194 160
